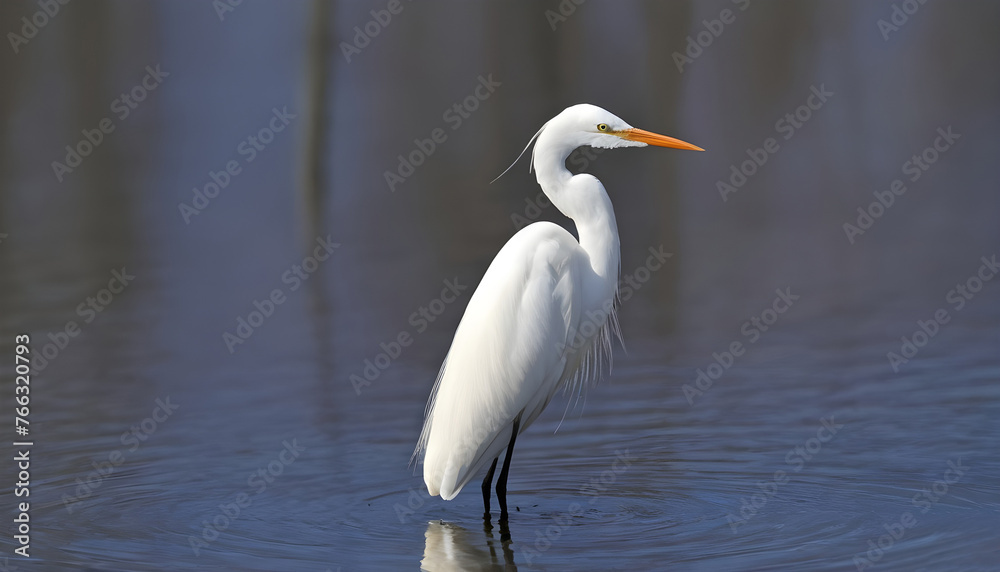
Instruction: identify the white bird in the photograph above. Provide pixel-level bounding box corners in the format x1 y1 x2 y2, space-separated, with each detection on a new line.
413 104 702 520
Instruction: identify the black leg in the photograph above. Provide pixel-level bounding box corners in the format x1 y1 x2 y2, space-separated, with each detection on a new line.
482 457 498 519
496 417 520 522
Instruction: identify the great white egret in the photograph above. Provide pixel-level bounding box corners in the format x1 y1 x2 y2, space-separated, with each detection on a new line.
413 104 702 520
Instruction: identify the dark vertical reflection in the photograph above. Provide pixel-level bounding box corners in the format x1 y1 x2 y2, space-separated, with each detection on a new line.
0 2 26 309
302 0 332 245
302 0 337 386
0 2 24 187
70 3 133 273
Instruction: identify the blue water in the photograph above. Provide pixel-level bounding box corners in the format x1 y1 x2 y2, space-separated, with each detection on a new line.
1 1 999 570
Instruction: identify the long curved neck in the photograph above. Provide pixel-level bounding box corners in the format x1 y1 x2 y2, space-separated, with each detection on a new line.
533 142 621 296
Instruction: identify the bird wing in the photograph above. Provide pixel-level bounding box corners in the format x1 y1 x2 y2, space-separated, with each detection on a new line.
415 222 585 500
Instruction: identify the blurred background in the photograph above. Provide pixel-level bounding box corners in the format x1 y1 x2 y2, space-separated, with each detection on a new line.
0 0 998 570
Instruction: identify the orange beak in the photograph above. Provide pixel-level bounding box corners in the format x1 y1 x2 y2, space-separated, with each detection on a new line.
621 128 704 151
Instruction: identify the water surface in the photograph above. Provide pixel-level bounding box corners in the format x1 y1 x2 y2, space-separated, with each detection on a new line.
1 1 998 570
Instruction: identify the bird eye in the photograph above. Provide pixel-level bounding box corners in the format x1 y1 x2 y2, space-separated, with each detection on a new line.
597 123 609 131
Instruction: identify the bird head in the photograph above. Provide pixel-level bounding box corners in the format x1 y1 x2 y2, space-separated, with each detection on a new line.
547 103 704 152
493 104 703 183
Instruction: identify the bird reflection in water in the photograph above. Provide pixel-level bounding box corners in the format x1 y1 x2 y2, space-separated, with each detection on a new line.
420 519 518 571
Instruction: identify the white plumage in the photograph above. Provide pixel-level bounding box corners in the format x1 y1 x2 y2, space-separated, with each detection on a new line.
413 104 703 516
